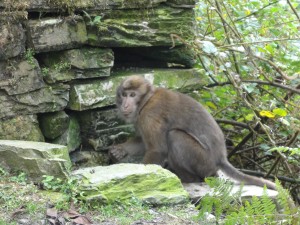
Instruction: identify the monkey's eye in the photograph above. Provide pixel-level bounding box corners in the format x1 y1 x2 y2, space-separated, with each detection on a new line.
122 92 127 97
130 92 136 97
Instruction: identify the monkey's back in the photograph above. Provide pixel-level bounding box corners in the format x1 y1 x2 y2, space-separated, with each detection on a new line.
138 87 227 160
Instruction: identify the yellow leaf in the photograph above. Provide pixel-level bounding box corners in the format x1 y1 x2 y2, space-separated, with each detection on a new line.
196 17 202 21
259 110 275 118
245 9 251 15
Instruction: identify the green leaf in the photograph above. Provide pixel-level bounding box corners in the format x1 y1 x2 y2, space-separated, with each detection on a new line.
265 44 275 55
93 16 102 24
245 113 255 121
272 108 287 117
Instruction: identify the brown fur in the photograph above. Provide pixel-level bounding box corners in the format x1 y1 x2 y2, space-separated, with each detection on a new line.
110 75 276 190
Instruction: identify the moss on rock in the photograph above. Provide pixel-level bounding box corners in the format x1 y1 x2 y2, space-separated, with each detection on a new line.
72 164 189 205
0 140 71 182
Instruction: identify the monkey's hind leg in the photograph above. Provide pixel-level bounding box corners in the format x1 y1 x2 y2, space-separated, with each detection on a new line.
167 129 218 183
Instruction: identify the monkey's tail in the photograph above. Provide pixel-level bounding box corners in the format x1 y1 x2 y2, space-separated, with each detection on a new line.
219 159 276 190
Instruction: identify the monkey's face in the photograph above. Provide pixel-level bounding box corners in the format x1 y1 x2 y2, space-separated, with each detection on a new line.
117 89 139 123
116 75 154 123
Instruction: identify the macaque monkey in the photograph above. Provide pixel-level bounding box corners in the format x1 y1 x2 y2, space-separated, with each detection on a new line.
109 75 276 190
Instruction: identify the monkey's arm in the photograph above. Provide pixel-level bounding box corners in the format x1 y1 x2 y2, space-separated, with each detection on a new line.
140 119 168 166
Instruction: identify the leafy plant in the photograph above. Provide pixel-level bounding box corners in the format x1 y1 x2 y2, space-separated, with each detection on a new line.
82 10 102 26
189 0 300 202
24 48 36 67
8 172 27 184
53 61 71 72
0 170 47 223
41 175 81 209
197 177 299 224
41 67 49 76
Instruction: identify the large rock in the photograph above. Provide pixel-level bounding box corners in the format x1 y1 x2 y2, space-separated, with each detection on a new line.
39 47 114 83
0 115 44 142
39 112 81 152
0 20 26 60
27 16 87 53
39 111 70 140
0 84 69 119
183 182 278 203
72 164 189 205
68 68 203 111
0 58 45 95
87 6 194 47
0 0 167 12
70 150 109 168
0 140 71 181
52 115 81 152
77 108 134 151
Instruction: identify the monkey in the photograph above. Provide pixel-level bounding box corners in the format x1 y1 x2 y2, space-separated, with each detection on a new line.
109 75 276 190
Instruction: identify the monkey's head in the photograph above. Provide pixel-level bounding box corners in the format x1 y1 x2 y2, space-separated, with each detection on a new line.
116 75 154 123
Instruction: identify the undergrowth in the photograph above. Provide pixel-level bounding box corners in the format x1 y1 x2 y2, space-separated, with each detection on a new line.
197 177 300 224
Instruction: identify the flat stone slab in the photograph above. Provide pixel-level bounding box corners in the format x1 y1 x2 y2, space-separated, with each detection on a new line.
87 6 194 47
183 182 278 203
39 47 114 83
72 164 189 205
27 16 87 53
0 140 71 182
67 68 204 111
0 84 69 119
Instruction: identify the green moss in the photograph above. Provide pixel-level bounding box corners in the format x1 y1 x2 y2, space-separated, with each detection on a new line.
0 115 45 142
87 6 194 47
73 164 189 206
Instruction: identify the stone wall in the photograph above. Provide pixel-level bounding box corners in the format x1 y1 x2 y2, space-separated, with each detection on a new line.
0 0 202 167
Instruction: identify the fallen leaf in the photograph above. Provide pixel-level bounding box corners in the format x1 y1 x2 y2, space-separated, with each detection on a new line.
11 206 26 218
72 216 93 225
47 208 58 218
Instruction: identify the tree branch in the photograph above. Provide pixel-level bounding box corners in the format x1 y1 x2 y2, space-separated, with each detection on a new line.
216 119 250 129
243 80 300 95
287 0 300 23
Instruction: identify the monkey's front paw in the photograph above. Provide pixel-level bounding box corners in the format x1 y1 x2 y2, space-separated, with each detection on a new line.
109 146 128 163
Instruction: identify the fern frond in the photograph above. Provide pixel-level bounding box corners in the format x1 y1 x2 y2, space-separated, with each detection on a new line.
197 177 241 221
275 179 292 215
197 177 299 224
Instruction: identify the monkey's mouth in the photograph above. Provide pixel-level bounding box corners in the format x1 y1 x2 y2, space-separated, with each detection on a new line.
122 112 132 117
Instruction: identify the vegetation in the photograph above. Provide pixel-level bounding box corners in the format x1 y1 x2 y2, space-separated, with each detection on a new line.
0 169 198 224
24 48 36 68
197 177 299 224
175 0 300 203
1 0 300 224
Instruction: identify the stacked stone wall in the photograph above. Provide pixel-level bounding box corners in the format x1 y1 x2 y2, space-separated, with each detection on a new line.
0 0 201 166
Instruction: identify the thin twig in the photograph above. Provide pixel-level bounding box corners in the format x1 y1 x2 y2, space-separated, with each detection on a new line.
220 38 300 49
216 119 250 129
287 0 300 23
228 124 261 158
243 80 300 95
214 0 240 74
225 47 300 80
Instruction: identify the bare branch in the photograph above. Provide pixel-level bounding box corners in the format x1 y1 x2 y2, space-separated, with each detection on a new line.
243 80 300 95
